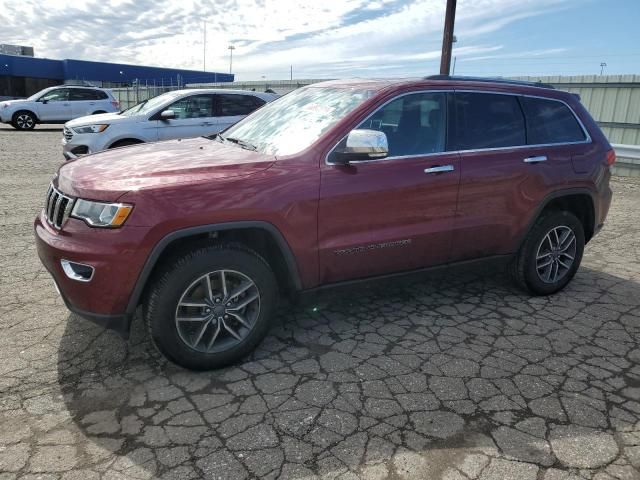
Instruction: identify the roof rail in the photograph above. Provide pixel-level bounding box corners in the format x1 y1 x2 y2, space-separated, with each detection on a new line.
424 75 555 90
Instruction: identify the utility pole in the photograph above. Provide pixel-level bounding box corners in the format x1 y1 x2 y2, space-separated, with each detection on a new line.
228 45 235 75
439 0 457 75
600 62 607 75
203 21 206 71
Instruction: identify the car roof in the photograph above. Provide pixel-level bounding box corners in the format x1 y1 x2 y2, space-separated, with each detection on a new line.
308 76 571 101
170 88 276 99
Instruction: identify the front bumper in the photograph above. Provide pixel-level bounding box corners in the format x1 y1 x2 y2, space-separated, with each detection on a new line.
62 131 108 160
34 211 151 337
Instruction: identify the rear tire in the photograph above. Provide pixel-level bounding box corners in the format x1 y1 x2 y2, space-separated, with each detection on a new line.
145 244 278 370
510 210 584 295
11 111 36 130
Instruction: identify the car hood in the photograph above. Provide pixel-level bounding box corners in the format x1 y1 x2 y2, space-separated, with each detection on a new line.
66 112 133 127
56 137 276 201
1 99 29 107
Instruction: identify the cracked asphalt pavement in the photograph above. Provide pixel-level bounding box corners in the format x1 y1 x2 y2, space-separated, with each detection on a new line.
1 124 640 480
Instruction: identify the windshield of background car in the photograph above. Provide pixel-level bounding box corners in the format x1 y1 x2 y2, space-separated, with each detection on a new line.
120 92 182 117
220 86 375 156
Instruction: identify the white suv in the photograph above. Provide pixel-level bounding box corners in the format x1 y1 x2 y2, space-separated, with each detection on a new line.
61 89 277 159
0 86 119 130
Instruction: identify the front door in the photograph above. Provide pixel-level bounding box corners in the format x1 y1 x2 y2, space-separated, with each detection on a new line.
155 94 218 141
318 91 461 284
36 88 72 122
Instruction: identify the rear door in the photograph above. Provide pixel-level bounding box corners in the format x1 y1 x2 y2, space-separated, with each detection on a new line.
215 94 264 131
36 88 71 121
154 94 217 140
318 91 461 283
449 91 583 261
69 88 101 118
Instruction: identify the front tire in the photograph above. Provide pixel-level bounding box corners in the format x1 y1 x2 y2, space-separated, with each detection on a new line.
145 244 278 370
510 210 585 295
12 111 37 130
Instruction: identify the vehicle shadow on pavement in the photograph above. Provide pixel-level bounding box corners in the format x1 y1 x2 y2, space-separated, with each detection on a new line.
55 265 640 479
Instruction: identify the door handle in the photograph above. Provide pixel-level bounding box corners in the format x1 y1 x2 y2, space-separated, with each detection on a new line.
524 155 547 163
424 165 455 174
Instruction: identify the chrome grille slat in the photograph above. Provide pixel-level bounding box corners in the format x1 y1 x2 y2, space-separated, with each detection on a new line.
44 184 75 230
63 127 73 141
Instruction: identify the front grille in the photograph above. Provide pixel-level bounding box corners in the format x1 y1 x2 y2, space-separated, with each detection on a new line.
63 127 73 141
44 184 75 230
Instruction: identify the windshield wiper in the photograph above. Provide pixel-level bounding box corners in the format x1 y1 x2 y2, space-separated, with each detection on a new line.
223 136 257 151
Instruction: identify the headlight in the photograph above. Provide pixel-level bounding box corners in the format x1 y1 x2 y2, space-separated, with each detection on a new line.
71 199 133 227
72 124 109 134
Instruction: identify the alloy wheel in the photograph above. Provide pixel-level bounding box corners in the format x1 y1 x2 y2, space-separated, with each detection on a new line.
535 225 577 284
16 114 34 129
174 270 260 353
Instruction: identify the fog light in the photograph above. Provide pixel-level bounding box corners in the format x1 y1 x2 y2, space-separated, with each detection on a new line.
61 259 94 282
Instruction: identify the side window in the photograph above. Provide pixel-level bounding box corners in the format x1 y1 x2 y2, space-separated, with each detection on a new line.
520 97 586 144
166 95 215 119
69 89 100 101
218 94 260 116
453 92 525 150
357 92 447 157
253 97 266 108
40 89 68 102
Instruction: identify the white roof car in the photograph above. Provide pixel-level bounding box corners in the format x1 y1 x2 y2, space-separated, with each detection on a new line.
61 89 278 160
0 86 119 130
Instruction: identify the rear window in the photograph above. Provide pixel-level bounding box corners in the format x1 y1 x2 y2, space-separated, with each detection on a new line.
218 94 260 116
520 97 586 144
453 92 526 150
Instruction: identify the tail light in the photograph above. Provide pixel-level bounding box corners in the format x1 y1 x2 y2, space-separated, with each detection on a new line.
111 100 120 109
605 149 616 166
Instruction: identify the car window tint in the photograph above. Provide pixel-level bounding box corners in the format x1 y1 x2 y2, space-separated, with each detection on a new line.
454 92 525 150
521 96 586 144
357 92 446 157
69 89 100 101
218 94 259 116
167 95 214 119
40 89 68 102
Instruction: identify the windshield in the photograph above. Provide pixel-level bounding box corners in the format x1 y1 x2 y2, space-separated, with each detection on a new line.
219 86 374 156
27 88 53 101
120 91 182 117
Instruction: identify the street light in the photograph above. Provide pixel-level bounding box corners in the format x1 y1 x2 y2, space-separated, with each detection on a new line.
228 45 236 75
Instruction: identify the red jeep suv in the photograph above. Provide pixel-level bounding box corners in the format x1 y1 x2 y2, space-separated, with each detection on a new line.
35 76 614 370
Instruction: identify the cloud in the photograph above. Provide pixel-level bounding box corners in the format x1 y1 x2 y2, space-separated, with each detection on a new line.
0 0 571 80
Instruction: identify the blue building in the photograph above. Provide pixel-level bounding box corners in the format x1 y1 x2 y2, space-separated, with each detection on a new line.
0 53 233 98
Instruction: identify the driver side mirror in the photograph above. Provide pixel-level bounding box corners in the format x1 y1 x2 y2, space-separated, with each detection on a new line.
39 99 49 104
331 129 388 164
160 109 176 120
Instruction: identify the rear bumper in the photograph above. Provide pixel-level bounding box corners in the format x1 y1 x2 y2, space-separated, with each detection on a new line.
34 211 152 336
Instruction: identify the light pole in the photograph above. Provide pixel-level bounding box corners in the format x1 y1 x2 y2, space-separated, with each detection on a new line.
228 45 236 75
600 62 607 75
203 21 207 71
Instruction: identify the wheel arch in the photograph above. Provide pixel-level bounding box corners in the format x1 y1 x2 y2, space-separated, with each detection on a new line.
12 109 39 123
126 221 302 317
519 188 597 250
108 137 145 149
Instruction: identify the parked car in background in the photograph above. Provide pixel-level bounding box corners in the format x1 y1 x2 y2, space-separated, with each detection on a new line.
0 86 119 130
61 89 277 159
35 76 614 370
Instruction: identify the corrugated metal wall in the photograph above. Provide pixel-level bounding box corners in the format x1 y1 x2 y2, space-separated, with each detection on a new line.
515 75 640 145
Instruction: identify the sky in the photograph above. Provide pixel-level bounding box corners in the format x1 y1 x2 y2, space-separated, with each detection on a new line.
0 0 639 81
